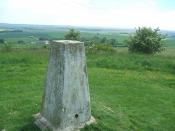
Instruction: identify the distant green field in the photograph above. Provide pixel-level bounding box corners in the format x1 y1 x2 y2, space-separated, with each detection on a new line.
0 31 65 42
0 48 175 130
164 38 175 47
0 28 175 48
0 31 129 49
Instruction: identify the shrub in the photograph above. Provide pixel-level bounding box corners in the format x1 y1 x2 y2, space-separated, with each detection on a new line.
127 27 164 54
17 40 25 44
64 29 80 40
42 44 49 49
87 44 116 54
109 39 118 47
1 43 12 52
0 39 4 44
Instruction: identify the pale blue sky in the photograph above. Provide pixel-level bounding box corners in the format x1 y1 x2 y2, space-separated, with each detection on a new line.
1 0 175 30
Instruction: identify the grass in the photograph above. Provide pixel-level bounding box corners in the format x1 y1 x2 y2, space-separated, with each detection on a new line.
0 48 175 130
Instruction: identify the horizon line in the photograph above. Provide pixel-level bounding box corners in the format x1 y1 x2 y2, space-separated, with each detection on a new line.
0 22 175 32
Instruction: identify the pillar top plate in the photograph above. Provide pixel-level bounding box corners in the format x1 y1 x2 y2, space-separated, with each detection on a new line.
52 40 83 44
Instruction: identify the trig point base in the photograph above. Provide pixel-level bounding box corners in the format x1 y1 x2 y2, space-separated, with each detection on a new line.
35 40 95 131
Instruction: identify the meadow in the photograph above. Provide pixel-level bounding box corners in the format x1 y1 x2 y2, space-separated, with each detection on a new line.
0 24 175 131
0 47 175 131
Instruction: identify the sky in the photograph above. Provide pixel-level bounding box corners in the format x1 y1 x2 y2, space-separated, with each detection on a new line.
0 0 175 30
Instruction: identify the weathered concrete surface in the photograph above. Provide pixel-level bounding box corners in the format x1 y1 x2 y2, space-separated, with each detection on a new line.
35 40 94 131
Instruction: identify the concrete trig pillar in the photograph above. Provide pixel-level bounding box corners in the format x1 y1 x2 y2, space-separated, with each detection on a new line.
35 40 95 131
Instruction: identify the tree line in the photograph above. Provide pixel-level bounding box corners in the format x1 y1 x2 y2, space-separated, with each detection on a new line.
64 27 164 54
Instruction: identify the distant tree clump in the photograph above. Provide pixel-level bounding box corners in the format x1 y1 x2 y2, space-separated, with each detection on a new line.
64 29 80 40
100 37 107 43
17 40 25 44
2 43 12 52
127 27 164 54
39 37 49 41
109 39 118 47
0 39 4 44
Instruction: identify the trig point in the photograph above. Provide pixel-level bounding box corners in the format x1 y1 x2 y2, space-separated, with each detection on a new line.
35 40 95 131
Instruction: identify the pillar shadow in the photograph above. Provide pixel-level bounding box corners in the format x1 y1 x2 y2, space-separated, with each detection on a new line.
20 119 40 131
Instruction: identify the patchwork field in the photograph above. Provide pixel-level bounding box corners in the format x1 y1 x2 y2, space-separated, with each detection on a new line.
0 48 175 131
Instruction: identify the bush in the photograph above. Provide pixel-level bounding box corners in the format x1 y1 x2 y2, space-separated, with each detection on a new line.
0 39 4 44
64 29 80 40
127 27 164 54
87 44 116 54
17 40 25 44
42 44 49 49
1 43 12 52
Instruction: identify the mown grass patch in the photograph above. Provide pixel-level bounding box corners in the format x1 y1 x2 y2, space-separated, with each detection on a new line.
0 48 175 131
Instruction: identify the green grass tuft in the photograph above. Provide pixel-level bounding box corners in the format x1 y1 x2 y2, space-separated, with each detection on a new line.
0 48 175 131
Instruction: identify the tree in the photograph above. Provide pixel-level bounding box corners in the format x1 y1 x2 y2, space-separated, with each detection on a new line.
109 39 118 47
64 29 80 40
17 40 25 44
0 39 4 44
39 37 48 41
2 43 12 52
100 37 107 43
127 27 164 54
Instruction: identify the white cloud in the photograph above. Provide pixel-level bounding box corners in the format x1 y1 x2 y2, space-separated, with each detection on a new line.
1 0 175 30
